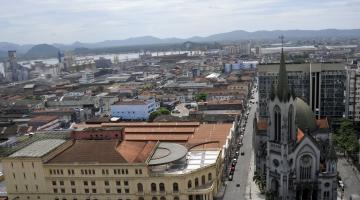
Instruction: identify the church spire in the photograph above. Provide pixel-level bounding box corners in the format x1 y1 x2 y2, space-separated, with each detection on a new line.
276 36 291 102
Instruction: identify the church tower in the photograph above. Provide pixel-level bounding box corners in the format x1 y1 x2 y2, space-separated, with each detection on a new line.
266 41 296 199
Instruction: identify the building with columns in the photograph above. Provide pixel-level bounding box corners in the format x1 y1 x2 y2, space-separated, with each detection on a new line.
254 49 338 200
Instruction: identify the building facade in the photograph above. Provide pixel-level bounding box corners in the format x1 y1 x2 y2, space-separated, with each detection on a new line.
254 50 338 200
345 64 360 123
258 62 346 124
3 139 222 200
110 99 159 120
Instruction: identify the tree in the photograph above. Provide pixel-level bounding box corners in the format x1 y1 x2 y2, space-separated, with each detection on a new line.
195 93 207 102
334 119 360 157
148 107 170 122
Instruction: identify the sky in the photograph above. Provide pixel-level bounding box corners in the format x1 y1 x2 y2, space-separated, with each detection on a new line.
0 0 360 44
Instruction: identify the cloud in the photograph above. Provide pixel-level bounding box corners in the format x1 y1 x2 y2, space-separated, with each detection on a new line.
0 0 359 44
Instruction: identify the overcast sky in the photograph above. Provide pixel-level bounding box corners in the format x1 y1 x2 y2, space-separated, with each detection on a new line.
1 0 359 44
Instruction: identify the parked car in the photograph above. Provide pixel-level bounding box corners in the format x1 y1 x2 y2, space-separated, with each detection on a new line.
230 166 235 171
241 151 245 156
235 151 239 156
338 180 344 190
228 174 233 181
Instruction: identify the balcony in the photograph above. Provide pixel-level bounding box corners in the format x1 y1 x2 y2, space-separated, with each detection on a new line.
188 181 214 195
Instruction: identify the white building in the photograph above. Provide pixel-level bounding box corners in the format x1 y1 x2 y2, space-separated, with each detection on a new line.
110 98 159 120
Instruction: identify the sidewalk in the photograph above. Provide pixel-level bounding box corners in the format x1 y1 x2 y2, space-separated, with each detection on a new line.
245 150 265 200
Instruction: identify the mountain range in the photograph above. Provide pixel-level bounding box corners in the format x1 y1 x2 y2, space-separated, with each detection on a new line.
0 29 360 59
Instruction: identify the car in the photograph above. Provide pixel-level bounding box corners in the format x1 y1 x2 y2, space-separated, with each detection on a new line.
231 162 236 167
235 151 239 156
338 180 344 190
241 151 245 156
233 158 238 163
236 183 240 187
230 166 235 171
228 174 233 181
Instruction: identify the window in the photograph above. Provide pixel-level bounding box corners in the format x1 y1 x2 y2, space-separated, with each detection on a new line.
151 183 157 192
139 169 142 174
201 175 205 185
36 185 38 191
160 197 166 200
173 183 179 192
34 173 37 179
92 188 97 193
104 180 109 186
274 106 281 142
70 181 75 186
72 188 76 193
208 173 212 181
52 181 57 186
23 172 26 179
53 188 58 193
137 183 143 192
174 197 179 200
60 181 64 186
188 180 192 188
117 189 122 193
25 185 28 191
83 181 88 186
139 198 144 200
61 188 65 193
152 198 158 200
124 181 129 186
32 162 34 168
159 183 165 192
91 181 96 186
195 178 199 187
135 169 138 174
288 105 293 141
300 155 312 180
106 188 110 193
116 181 121 186
125 188 130 193
85 189 89 193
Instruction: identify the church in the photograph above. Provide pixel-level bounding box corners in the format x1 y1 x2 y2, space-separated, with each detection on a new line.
253 48 338 200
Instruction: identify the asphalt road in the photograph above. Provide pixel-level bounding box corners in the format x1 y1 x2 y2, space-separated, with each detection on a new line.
223 89 258 200
337 158 360 199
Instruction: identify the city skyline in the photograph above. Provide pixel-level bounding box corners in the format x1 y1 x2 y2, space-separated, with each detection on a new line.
0 0 360 44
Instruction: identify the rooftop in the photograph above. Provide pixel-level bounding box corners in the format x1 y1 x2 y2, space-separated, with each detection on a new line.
10 139 66 158
149 143 188 165
48 140 156 164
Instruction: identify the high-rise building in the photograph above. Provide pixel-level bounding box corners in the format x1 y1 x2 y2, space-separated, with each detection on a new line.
254 49 338 200
258 62 346 125
4 50 29 82
345 63 360 123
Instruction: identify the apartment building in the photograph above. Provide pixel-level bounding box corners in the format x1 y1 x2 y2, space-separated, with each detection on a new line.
258 62 346 124
345 64 360 122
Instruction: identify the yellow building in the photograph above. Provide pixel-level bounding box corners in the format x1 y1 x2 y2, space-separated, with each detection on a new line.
3 139 223 200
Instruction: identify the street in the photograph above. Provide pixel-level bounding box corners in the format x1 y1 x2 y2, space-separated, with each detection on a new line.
337 158 360 199
222 87 258 200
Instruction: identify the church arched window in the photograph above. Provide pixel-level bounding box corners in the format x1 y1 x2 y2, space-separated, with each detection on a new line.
274 106 281 142
288 105 294 142
300 155 312 180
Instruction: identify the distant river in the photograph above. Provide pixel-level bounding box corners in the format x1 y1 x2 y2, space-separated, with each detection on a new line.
0 50 202 74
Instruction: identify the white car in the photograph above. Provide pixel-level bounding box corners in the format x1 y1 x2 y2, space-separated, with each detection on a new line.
338 180 344 190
